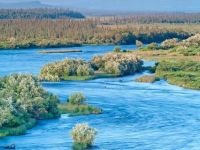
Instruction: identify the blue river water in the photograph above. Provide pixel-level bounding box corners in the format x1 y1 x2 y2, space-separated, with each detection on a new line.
0 45 200 150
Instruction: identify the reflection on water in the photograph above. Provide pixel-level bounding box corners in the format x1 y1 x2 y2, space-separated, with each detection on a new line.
0 45 200 150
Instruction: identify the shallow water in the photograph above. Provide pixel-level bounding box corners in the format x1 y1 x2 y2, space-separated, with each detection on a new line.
0 45 200 150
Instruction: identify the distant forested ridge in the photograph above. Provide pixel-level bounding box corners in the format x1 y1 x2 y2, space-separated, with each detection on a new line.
96 13 200 24
0 8 85 19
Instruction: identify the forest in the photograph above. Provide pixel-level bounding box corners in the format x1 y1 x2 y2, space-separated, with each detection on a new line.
1 10 200 49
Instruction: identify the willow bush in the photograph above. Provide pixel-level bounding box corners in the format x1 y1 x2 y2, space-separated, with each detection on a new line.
0 74 60 136
71 123 97 149
40 53 143 81
39 59 94 81
91 52 143 76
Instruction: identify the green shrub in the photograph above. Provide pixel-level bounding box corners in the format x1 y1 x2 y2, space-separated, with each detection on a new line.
91 53 143 76
68 92 86 105
71 123 97 149
0 74 60 136
40 59 94 81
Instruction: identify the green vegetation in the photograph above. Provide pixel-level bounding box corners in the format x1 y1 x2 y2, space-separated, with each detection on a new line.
1 15 197 49
91 52 143 76
140 34 200 56
71 123 97 150
0 8 85 19
39 59 94 81
136 75 160 83
132 34 200 90
40 53 143 81
156 61 200 90
58 93 102 116
0 74 60 137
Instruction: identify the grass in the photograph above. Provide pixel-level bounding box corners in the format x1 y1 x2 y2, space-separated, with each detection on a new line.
0 118 36 137
132 50 200 62
135 75 160 83
131 48 200 90
155 61 200 90
157 70 200 90
58 103 102 116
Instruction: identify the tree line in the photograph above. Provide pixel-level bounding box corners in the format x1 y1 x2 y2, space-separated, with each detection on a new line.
1 18 197 49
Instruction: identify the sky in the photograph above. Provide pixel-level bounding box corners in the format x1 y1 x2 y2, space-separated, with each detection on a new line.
1 0 200 12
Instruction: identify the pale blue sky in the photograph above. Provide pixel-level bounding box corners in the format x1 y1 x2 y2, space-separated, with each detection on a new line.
1 0 200 12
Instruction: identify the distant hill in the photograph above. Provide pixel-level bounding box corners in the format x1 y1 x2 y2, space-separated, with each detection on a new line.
0 1 50 9
0 8 85 19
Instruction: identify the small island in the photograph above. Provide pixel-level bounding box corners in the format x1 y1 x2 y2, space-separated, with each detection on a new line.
58 92 102 116
39 52 143 81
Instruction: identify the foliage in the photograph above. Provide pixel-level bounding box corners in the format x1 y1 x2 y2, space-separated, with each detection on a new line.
59 93 102 116
161 38 179 49
0 17 193 49
141 34 200 56
0 74 60 136
40 53 143 81
68 93 86 105
58 103 102 116
91 53 143 76
71 123 97 149
39 59 94 81
156 61 200 89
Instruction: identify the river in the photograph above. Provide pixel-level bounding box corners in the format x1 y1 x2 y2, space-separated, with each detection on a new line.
0 45 200 150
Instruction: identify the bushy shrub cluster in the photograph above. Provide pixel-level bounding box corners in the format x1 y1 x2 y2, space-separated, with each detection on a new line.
68 92 86 105
91 53 143 76
161 38 179 49
40 53 143 81
0 74 60 136
71 123 97 149
40 59 94 81
147 34 200 56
